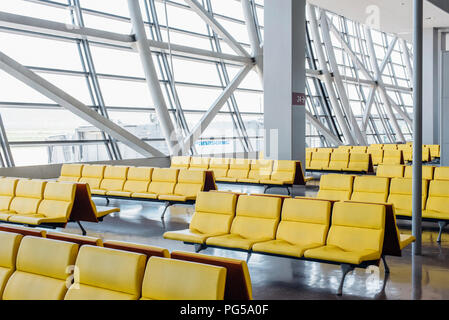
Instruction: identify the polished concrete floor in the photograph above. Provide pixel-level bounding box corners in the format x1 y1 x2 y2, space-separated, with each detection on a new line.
56 182 449 300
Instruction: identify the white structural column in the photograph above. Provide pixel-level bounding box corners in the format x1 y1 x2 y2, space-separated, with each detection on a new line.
0 51 164 158
365 26 406 143
307 4 354 145
440 51 449 166
264 0 306 166
184 0 250 58
177 64 253 154
241 0 263 79
422 28 440 144
128 0 179 155
320 12 367 145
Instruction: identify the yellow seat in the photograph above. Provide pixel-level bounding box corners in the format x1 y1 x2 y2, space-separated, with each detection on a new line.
0 179 47 222
383 144 398 151
426 145 440 158
238 160 273 184
260 160 296 185
189 157 210 171
0 231 22 298
8 181 76 225
64 246 147 300
423 180 449 220
367 148 383 166
140 256 227 300
376 164 405 178
92 166 129 195
382 150 402 165
350 176 389 203
328 152 349 171
387 178 427 217
308 152 330 171
347 153 370 172
304 202 386 265
79 165 105 190
422 147 431 162
0 178 18 213
206 195 281 250
317 148 334 153
3 236 79 300
351 146 367 153
403 165 434 180
253 198 331 258
57 164 83 183
164 192 237 244
370 144 384 149
107 167 153 198
335 146 351 153
305 151 312 168
433 167 449 181
218 159 250 182
209 158 230 179
158 169 205 202
317 174 354 201
132 168 178 199
170 156 191 169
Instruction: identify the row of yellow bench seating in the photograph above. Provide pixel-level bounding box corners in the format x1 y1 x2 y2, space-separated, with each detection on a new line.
0 224 252 300
376 164 449 181
306 151 374 173
58 164 216 218
164 191 414 295
171 156 310 189
0 178 118 234
317 174 449 242
308 144 437 165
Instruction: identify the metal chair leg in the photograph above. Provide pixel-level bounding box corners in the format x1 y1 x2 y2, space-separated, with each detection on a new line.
382 255 390 274
437 221 448 243
263 185 269 194
105 197 110 205
246 251 252 263
76 221 87 236
194 243 206 253
160 202 171 220
337 264 354 296
286 186 291 196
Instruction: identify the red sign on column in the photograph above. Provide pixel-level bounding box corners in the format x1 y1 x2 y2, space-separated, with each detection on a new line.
292 92 306 106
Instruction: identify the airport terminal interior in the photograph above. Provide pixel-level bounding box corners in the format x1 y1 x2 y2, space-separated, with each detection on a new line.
0 0 448 303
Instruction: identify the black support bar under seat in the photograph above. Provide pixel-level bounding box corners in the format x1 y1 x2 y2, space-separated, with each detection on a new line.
382 255 390 274
338 264 355 296
76 221 87 236
194 243 207 253
160 202 171 220
437 221 448 243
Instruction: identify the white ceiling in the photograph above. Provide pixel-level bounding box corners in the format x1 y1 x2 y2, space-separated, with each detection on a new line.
307 0 449 41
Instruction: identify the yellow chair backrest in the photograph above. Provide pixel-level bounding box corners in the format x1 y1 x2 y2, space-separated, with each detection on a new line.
100 166 129 191
79 165 105 189
37 182 76 220
426 180 449 214
403 166 434 180
171 156 191 169
0 178 18 211
351 176 389 203
376 164 405 178
0 231 23 297
147 168 179 195
434 167 449 181
9 179 47 215
189 157 210 170
58 164 83 182
271 160 296 183
173 169 205 198
387 178 427 212
317 174 354 201
123 167 153 193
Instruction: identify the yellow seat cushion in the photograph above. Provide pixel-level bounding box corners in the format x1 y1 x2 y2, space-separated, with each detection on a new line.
141 256 226 300
328 153 349 171
95 206 120 218
304 202 385 265
209 158 230 179
350 176 389 203
189 157 210 170
117 167 153 195
253 198 331 257
382 150 402 165
317 174 353 201
308 152 330 170
206 195 281 250
164 192 237 244
79 165 105 190
0 231 23 297
98 166 129 192
170 156 191 169
224 159 251 181
65 246 147 300
131 193 159 199
58 164 83 183
91 189 107 195
347 153 370 172
145 168 178 196
263 160 296 184
367 148 383 165
238 160 273 183
403 166 435 180
422 180 449 219
376 164 405 178
399 234 415 250
387 178 427 216
106 191 132 198
158 169 205 202
7 179 47 217
434 167 449 181
3 236 78 300
0 178 18 211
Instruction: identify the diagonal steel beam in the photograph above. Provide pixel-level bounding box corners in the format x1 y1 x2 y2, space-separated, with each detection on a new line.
306 110 343 146
128 0 179 155
362 86 378 131
241 0 263 78
183 0 251 58
380 37 398 74
176 64 253 154
0 50 165 157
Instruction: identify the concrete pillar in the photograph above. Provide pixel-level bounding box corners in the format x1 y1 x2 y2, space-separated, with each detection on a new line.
422 28 439 145
264 0 306 169
441 51 449 166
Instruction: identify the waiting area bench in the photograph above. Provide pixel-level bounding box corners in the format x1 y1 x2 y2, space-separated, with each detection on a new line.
0 177 118 235
316 173 449 242
0 228 252 300
171 157 311 195
163 192 414 295
58 164 216 219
